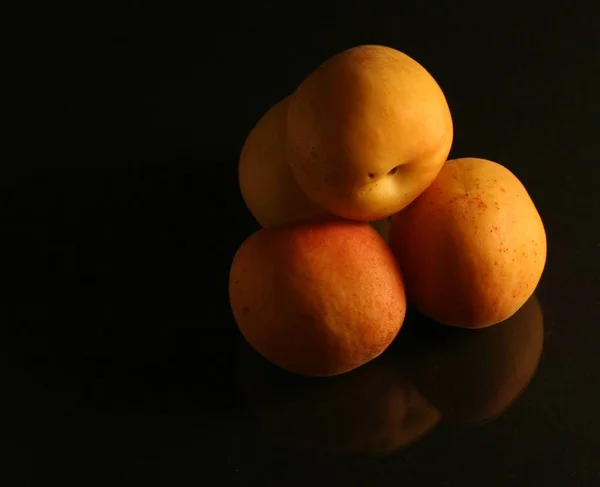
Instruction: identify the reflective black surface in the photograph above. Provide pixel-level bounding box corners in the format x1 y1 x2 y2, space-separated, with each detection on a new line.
6 2 600 485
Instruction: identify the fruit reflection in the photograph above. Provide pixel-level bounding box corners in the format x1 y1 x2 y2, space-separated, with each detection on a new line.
237 338 439 456
397 295 544 423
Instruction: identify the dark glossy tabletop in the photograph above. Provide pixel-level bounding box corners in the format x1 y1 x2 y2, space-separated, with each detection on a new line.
5 3 600 486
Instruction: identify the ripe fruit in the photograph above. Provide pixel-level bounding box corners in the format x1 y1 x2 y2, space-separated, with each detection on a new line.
237 339 440 455
229 219 406 376
399 295 544 423
286 45 453 221
239 97 328 227
389 157 546 328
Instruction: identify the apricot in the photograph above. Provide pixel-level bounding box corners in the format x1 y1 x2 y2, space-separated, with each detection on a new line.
238 97 328 227
286 45 453 221
237 340 440 455
389 157 546 328
399 295 544 423
229 219 406 376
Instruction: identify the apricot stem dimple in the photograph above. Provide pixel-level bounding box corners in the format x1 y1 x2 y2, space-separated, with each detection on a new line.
388 166 399 175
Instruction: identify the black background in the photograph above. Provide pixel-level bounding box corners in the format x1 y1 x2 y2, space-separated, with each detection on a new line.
4 2 600 485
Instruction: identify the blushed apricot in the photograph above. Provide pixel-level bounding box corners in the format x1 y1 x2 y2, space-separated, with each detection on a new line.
229 219 406 376
389 157 546 328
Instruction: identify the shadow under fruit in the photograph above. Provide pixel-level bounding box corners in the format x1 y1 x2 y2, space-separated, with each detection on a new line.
237 337 439 456
397 295 544 423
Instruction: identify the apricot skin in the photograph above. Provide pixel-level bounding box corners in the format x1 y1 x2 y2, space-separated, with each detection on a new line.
286 45 453 221
229 219 407 377
389 158 547 328
239 97 328 228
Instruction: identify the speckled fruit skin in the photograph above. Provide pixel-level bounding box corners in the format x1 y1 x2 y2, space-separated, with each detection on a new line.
229 219 407 377
389 158 546 328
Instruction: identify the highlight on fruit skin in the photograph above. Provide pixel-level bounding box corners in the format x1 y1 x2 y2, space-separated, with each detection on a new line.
389 157 547 328
238 96 329 228
286 44 453 222
397 294 544 424
229 218 407 377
